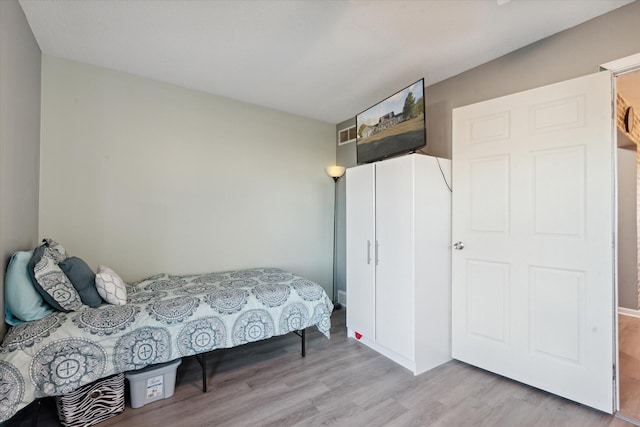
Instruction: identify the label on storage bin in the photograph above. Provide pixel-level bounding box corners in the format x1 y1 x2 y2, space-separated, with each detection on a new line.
146 375 164 398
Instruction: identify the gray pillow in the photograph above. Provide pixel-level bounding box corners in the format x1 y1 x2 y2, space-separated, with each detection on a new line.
59 257 103 308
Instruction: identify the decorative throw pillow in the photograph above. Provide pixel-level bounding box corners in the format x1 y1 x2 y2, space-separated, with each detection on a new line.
4 251 55 325
27 238 67 280
59 257 103 308
46 238 66 260
95 265 127 305
28 240 86 312
38 238 67 262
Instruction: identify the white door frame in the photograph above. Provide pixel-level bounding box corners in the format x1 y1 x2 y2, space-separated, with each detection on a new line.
601 53 640 76
600 52 640 412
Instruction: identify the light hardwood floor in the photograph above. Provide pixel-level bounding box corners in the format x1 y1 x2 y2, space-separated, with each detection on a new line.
618 314 640 423
6 310 635 426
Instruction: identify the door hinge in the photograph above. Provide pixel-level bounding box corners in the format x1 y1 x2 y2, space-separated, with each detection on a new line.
613 365 617 381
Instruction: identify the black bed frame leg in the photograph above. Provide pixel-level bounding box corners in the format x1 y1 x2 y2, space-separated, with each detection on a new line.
195 353 207 393
293 329 306 357
293 329 307 357
202 353 207 392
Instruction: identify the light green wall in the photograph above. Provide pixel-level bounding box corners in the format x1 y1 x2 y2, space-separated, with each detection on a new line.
0 0 41 337
40 56 336 290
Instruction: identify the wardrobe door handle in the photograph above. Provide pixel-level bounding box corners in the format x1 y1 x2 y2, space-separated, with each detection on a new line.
367 240 371 264
375 240 379 265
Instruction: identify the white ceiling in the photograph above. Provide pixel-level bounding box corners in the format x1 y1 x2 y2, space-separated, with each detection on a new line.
19 0 635 124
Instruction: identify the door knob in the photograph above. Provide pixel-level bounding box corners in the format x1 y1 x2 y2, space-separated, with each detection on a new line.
453 241 465 250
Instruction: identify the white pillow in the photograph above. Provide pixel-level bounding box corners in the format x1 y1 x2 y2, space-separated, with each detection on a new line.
95 265 127 305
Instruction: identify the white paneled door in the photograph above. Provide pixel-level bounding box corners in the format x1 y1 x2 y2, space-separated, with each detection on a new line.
452 72 615 413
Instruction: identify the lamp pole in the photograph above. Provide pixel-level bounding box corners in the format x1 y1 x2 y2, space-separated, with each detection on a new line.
326 165 345 309
331 175 342 310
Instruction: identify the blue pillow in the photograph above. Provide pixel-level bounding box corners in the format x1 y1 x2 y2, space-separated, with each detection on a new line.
4 251 55 325
59 257 103 308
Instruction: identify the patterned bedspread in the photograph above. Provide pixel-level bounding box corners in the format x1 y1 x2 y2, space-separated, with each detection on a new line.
0 268 333 422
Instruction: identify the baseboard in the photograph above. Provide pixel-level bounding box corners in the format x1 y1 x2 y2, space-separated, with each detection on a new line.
618 307 640 318
615 412 640 426
338 290 347 307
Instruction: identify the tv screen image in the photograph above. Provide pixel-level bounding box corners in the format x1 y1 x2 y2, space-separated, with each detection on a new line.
356 79 426 164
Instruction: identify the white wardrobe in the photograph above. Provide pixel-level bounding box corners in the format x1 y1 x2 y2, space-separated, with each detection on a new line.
345 153 452 375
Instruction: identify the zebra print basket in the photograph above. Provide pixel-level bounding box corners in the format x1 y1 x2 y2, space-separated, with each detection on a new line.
55 373 125 427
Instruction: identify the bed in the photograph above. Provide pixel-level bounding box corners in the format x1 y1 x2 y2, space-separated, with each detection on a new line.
0 265 333 423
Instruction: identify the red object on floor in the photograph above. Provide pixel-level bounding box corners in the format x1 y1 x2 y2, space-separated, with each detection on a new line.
355 332 362 340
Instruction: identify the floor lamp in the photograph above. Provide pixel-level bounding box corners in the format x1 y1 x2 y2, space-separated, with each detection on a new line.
326 165 345 310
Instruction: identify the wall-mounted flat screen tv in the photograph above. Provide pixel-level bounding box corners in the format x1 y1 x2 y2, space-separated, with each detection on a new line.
356 78 426 164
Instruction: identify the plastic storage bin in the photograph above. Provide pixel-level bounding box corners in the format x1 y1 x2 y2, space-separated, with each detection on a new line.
125 359 181 408
55 373 125 427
